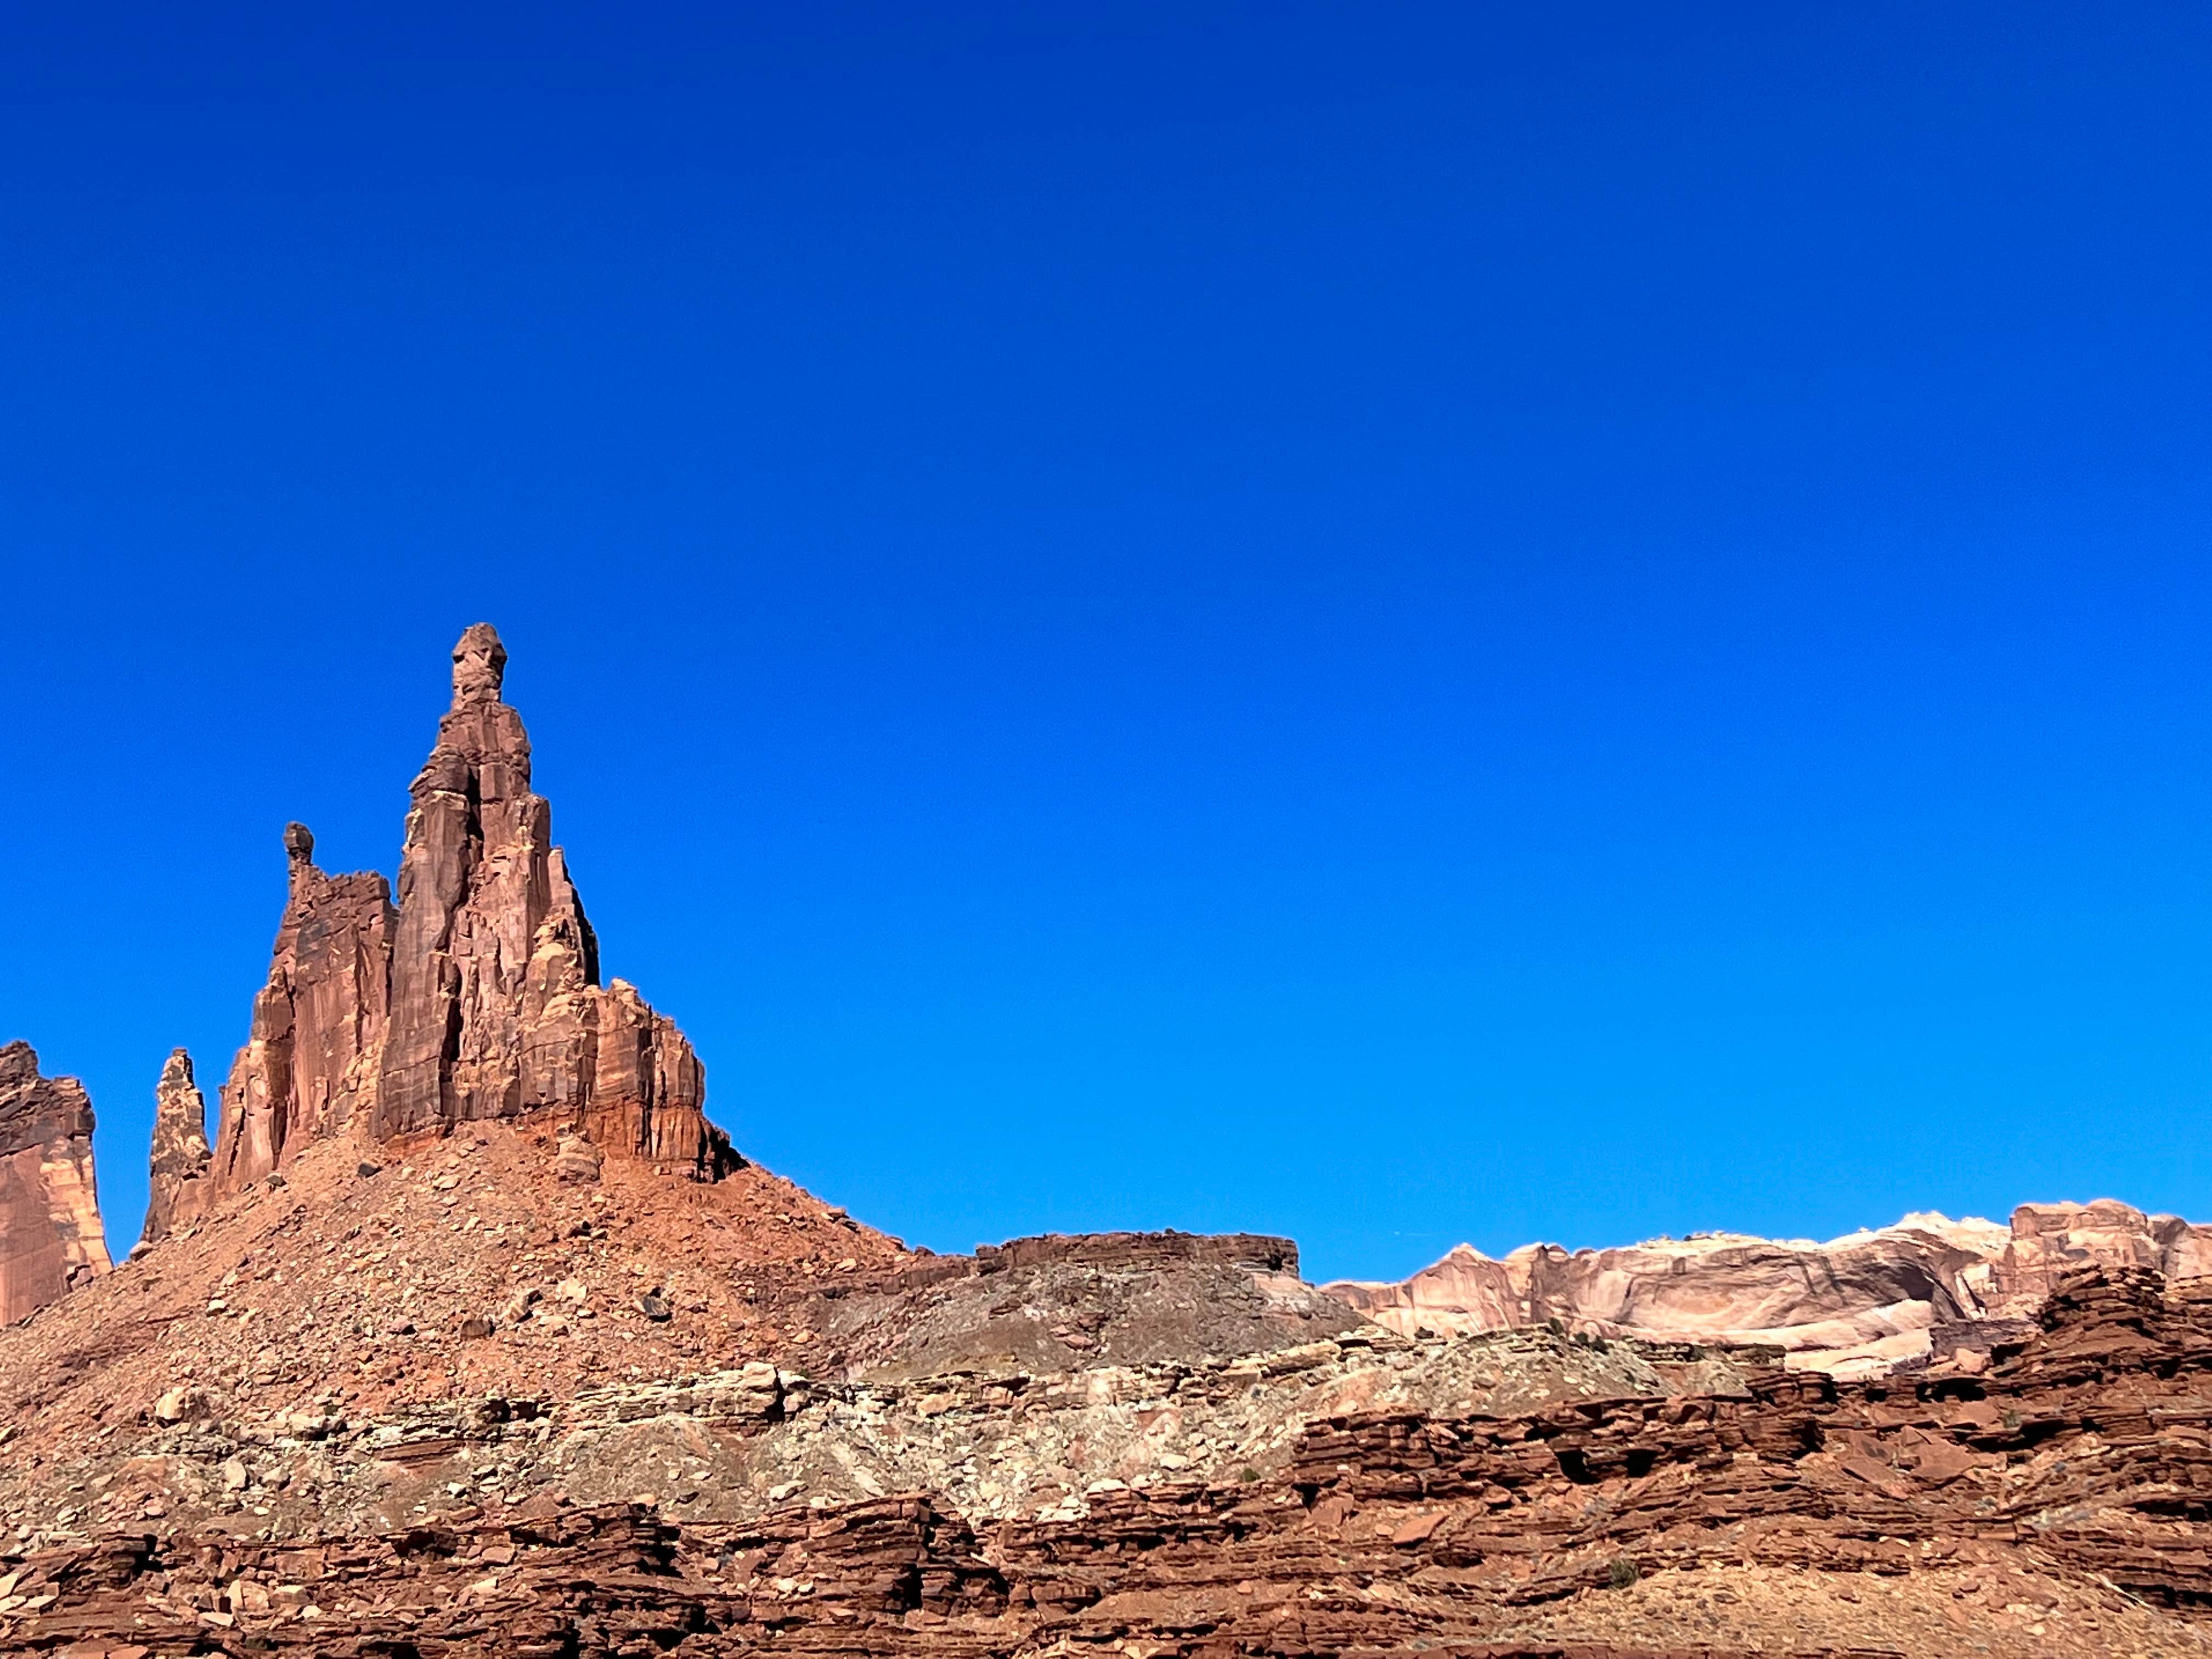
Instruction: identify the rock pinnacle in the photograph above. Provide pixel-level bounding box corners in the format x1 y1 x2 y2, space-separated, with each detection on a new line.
451 622 507 706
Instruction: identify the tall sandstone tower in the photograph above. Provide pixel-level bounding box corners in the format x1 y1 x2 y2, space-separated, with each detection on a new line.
188 624 725 1218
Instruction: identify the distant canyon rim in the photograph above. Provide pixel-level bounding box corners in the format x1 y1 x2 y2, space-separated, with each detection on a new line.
3 625 2210 1657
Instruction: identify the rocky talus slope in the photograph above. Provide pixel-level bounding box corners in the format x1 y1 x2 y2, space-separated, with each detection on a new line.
1328 1200 2212 1375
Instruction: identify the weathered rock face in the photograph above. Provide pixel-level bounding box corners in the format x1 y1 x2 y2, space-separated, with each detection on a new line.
1988 1198 2212 1310
1326 1201 2212 1376
0 1042 111 1323
210 823 395 1195
201 624 727 1197
372 624 723 1173
139 1048 212 1245
1328 1242 1523 1336
15 1250 2212 1656
823 1229 1356 1381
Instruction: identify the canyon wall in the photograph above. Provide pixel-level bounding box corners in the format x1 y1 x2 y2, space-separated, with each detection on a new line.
1327 1200 2212 1374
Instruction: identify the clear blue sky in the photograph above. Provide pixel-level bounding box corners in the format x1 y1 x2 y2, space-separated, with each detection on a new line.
4 4 2211 1281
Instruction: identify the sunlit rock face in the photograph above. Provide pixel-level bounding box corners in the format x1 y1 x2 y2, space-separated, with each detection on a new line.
201 625 727 1194
0 1041 111 1324
1325 1203 2212 1375
210 824 395 1197
371 624 719 1172
140 1048 213 1246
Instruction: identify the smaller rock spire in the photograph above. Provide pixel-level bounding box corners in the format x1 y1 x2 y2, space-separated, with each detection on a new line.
142 1048 212 1247
451 623 507 706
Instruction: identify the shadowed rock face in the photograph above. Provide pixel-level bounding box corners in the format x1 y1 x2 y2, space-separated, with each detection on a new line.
140 1048 211 1245
198 624 728 1198
0 1042 110 1323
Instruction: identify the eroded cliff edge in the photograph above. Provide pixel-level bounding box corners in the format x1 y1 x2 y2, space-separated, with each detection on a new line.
0 1041 111 1324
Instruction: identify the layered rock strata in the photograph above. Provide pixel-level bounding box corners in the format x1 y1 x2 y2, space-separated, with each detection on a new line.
7 1266 2212 1656
0 1041 111 1323
139 1048 212 1246
202 625 727 1198
1327 1200 2212 1376
827 1229 1362 1380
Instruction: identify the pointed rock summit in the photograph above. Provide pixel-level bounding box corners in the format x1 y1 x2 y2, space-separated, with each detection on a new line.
197 625 726 1203
140 1049 212 1246
0 1042 111 1323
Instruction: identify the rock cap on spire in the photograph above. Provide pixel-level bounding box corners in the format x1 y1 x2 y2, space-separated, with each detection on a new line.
452 623 507 706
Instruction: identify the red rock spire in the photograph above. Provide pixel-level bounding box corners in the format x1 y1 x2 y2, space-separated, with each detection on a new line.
202 625 726 1192
140 1048 212 1245
375 625 719 1170
210 823 396 1193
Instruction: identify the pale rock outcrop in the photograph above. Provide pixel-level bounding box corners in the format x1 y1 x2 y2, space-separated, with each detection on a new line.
1327 1203 2212 1376
1987 1199 2212 1313
1328 1243 1522 1335
140 1048 212 1245
0 1042 111 1323
210 823 394 1195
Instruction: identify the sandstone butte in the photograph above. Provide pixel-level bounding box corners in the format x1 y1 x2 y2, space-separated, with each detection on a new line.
4 629 2212 1656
